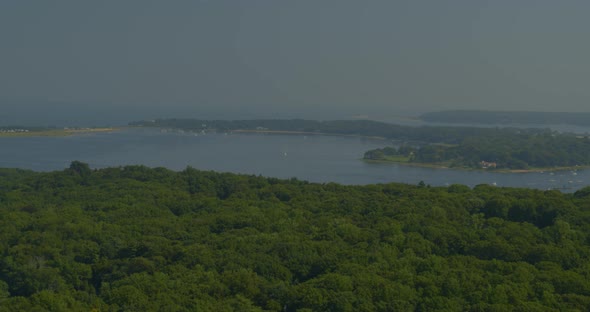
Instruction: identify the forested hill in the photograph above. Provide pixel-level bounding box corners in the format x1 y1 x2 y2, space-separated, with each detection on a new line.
1 163 590 310
420 110 590 126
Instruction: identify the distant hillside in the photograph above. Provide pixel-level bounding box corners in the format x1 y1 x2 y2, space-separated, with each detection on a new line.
420 110 590 126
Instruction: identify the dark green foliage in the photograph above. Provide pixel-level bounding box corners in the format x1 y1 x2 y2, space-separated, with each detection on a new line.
68 161 92 177
0 166 590 310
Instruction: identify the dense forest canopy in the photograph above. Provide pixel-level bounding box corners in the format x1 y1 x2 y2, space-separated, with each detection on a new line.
1 163 590 310
132 118 590 169
420 110 590 126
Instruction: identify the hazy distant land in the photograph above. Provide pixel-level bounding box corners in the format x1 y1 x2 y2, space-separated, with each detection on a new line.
420 110 590 126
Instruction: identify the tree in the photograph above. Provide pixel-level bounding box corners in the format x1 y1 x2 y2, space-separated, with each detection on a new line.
68 161 91 178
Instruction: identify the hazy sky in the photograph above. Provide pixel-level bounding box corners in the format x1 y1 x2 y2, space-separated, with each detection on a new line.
1 1 590 124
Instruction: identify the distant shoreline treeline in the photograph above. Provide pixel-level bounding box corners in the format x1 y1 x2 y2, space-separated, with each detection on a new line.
420 110 590 126
129 118 556 144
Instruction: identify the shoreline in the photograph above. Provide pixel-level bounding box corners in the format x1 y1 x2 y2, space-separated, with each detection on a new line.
363 159 589 173
33 125 586 175
0 127 120 137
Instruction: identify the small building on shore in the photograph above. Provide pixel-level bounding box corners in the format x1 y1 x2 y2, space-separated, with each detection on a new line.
480 161 497 169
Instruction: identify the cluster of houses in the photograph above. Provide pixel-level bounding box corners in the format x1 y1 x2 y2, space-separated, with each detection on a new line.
479 161 497 169
0 128 29 133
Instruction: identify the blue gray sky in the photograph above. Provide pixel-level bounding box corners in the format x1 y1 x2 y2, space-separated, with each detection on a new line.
1 1 589 125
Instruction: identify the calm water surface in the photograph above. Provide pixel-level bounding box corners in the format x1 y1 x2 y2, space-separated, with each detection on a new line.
0 128 587 192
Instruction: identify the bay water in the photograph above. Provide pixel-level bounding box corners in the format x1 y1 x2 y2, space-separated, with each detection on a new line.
0 128 586 192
